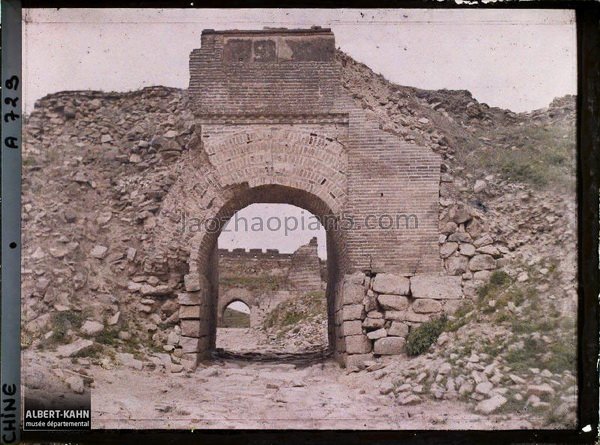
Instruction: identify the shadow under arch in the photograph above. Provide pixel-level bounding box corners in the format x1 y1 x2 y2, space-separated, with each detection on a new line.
182 183 349 366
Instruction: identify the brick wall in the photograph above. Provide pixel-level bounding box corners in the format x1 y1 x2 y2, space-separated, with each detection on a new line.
189 28 339 115
216 240 325 327
339 95 442 274
183 27 442 276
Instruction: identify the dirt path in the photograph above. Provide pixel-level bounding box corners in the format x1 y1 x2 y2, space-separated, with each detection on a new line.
92 358 512 430
25 329 535 430
90 329 531 429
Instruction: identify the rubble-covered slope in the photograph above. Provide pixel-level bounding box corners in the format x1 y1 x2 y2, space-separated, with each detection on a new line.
337 51 577 427
22 87 195 352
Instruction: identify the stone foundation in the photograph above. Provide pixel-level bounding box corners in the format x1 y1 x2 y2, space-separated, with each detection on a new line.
338 271 463 368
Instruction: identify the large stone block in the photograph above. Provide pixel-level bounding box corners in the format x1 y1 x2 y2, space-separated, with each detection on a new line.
362 317 385 330
410 274 462 300
447 232 472 243
477 245 501 257
466 218 485 237
345 272 366 285
448 204 472 224
474 234 494 247
440 242 458 258
180 320 202 337
342 320 363 336
183 273 208 292
374 337 406 355
179 336 199 353
342 304 365 321
459 243 476 257
366 310 383 319
366 328 387 340
177 292 202 305
445 256 469 275
387 321 409 337
345 334 372 354
412 298 443 313
371 273 410 295
469 254 497 271
342 281 366 305
179 305 201 319
377 294 409 311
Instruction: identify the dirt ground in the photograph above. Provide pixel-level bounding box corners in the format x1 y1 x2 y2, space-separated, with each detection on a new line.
91 362 539 430
22 328 536 430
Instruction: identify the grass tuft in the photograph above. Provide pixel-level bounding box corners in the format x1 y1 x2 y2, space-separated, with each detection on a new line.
40 310 84 347
406 316 447 356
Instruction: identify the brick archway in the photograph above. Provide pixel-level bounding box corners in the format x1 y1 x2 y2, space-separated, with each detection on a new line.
153 27 445 370
177 181 348 366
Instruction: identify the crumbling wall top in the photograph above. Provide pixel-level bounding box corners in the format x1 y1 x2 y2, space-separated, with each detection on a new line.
190 27 340 116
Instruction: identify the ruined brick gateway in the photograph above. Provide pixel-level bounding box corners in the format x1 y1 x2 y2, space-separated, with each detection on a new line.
155 27 463 369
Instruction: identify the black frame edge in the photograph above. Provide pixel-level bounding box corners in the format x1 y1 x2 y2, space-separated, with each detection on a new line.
575 1 600 438
0 1 23 445
15 2 600 444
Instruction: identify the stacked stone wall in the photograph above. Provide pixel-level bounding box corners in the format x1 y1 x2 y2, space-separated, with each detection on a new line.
338 272 462 368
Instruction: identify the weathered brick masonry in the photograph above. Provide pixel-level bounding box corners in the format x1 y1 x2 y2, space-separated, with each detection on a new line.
155 28 454 368
217 238 325 328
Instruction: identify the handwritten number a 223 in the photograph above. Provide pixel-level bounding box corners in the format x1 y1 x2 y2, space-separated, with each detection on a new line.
4 75 20 150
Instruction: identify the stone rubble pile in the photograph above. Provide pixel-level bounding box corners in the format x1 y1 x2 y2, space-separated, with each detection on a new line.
349 315 577 427
22 86 196 369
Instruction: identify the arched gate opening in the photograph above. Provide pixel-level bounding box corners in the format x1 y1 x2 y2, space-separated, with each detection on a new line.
153 27 442 371
221 300 251 328
179 185 347 365
215 203 328 355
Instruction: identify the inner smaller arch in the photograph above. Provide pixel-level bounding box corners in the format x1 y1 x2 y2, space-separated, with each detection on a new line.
222 300 251 328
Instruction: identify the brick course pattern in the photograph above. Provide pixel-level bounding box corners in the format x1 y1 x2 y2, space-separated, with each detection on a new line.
216 238 325 327
155 28 444 367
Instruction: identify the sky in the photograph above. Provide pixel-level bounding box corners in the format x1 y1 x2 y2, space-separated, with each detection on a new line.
23 8 576 113
218 204 328 259
22 9 577 257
